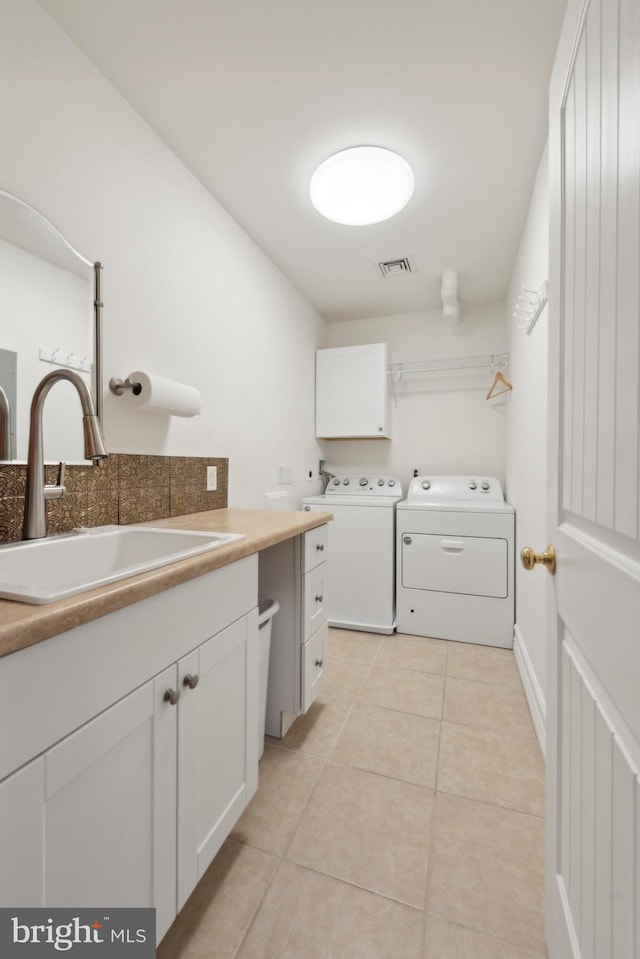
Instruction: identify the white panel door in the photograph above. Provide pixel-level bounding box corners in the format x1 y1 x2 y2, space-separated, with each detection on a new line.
177 610 259 911
44 668 177 932
546 0 640 955
0 757 44 906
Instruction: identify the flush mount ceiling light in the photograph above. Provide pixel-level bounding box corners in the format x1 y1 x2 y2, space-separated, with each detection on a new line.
310 146 414 225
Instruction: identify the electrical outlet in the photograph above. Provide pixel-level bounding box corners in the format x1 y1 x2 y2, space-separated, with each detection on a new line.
206 466 217 491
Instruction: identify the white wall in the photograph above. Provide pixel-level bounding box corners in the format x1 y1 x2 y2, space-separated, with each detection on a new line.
324 303 508 491
0 0 327 507
505 144 549 749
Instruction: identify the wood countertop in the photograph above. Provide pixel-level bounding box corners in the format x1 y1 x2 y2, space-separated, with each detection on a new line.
0 508 332 659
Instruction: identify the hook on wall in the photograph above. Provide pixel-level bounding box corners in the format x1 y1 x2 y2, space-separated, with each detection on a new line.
513 280 548 335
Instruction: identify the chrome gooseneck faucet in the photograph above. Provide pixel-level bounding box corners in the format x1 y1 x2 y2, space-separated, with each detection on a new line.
23 370 108 540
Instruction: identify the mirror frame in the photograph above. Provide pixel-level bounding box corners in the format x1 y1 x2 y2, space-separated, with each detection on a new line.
0 188 103 459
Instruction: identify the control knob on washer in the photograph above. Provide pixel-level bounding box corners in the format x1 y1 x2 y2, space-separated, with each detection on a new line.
359 477 368 486
421 480 431 490
481 481 490 491
378 478 385 486
469 481 477 490
332 478 340 486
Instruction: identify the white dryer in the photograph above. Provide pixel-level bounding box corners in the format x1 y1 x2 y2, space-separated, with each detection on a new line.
396 475 515 648
303 475 403 634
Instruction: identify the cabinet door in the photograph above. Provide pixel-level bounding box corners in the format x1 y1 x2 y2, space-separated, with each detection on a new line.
43 666 177 941
0 757 44 906
177 609 259 910
315 343 390 438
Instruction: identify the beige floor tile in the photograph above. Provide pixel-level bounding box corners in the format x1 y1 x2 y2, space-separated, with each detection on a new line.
446 640 522 687
444 676 536 736
438 722 545 816
327 627 384 664
423 914 547 959
359 663 444 719
331 701 440 790
321 655 371 702
426 793 545 954
376 632 448 674
230 744 323 855
268 695 351 758
287 762 432 907
236 860 424 959
158 838 279 959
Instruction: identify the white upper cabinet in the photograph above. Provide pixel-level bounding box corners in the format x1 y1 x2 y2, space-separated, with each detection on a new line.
315 343 390 438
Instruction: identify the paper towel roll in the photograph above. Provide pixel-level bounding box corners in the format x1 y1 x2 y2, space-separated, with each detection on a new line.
127 371 201 417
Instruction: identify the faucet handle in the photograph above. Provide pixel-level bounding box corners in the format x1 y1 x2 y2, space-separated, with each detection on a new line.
44 461 67 501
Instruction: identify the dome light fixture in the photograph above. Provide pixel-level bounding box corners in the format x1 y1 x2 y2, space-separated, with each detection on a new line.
310 146 414 226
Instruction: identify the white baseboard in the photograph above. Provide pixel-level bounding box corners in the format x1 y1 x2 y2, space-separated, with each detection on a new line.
513 624 546 758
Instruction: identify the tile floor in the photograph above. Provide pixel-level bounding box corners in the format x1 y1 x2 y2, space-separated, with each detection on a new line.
158 628 547 959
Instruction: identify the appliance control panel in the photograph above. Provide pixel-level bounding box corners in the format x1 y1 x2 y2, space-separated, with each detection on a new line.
325 475 403 497
406 475 505 504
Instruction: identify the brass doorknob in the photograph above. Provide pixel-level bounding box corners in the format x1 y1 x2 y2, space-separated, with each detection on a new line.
521 545 556 575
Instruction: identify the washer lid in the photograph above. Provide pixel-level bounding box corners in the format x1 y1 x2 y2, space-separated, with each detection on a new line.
403 475 506 506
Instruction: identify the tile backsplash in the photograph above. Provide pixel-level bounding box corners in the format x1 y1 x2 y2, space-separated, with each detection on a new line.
0 454 228 544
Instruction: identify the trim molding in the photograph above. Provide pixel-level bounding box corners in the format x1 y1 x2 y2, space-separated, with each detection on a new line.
513 624 546 757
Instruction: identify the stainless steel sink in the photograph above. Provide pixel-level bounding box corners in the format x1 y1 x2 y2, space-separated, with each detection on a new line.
0 525 245 604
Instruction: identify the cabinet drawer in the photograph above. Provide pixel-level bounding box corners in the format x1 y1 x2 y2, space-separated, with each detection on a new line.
303 525 328 572
301 622 327 713
303 563 327 642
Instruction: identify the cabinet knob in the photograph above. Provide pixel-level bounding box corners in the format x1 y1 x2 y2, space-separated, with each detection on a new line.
315 594 323 603
183 673 199 690
315 658 324 668
163 688 181 706
316 543 324 551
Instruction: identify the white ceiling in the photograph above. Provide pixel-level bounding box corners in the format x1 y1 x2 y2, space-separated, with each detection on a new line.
37 0 566 322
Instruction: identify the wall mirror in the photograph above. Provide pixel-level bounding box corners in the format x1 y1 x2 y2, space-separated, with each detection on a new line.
0 189 102 463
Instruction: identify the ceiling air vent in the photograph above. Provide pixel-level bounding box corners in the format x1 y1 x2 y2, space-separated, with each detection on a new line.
378 257 413 278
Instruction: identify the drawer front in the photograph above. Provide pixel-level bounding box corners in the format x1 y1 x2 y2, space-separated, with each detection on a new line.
303 563 327 642
303 525 329 573
301 622 327 713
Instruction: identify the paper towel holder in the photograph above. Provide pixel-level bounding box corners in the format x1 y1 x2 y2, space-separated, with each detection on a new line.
109 376 142 396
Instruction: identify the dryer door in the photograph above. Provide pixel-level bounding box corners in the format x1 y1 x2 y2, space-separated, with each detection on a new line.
401 533 508 598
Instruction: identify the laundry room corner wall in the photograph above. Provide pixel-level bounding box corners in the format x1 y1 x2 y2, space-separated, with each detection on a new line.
505 143 550 751
0 0 327 510
324 303 508 491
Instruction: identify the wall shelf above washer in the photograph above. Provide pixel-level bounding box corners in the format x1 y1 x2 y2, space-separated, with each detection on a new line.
387 352 509 376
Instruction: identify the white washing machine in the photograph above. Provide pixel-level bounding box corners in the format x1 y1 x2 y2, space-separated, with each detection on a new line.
396 475 515 648
303 475 403 634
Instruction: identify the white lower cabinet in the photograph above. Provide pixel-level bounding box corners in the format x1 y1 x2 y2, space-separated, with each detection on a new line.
0 556 259 945
176 614 258 912
0 756 44 906
260 524 328 737
47 672 176 928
